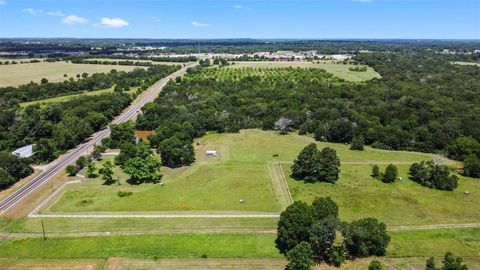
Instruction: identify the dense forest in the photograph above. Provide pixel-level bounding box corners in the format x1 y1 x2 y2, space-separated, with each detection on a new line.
137 53 480 167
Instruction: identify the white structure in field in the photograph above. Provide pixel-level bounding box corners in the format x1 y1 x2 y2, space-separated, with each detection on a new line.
206 150 217 157
12 144 35 158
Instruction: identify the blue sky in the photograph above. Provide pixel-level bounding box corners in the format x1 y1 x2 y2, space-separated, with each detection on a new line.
0 0 479 39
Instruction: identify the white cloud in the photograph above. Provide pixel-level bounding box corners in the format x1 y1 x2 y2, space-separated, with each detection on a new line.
23 8 41 15
62 15 87 25
101 17 129 28
0 1 7 5
46 11 65 17
192 21 210 27
234 5 251 10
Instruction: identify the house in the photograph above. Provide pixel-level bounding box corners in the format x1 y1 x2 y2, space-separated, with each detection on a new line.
206 150 217 157
12 144 35 158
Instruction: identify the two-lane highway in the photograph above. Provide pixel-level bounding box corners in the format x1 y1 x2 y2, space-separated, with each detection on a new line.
0 63 196 214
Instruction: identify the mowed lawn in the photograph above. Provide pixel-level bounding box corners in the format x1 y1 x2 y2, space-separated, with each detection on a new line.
0 61 139 87
0 228 478 259
226 61 381 81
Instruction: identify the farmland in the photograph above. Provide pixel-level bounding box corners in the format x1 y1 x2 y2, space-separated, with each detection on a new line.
19 86 140 107
226 61 381 81
38 129 480 229
0 228 478 259
0 61 140 87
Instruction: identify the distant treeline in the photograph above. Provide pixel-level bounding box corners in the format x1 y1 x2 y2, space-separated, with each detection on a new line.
0 64 180 105
137 52 480 168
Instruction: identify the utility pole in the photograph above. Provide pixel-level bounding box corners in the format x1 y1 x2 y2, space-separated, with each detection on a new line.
41 220 46 241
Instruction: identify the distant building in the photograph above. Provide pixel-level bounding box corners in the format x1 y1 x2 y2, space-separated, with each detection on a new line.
12 144 35 158
206 150 217 157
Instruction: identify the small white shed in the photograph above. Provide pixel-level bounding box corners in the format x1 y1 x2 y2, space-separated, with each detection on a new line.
206 150 217 157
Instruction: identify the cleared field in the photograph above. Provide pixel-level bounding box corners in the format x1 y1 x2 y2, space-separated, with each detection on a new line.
0 61 139 87
226 61 381 81
285 163 479 226
38 129 478 229
0 228 478 259
0 234 281 259
452 61 480 66
20 86 139 108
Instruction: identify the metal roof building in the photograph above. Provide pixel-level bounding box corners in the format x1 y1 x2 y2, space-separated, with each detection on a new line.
11 144 35 158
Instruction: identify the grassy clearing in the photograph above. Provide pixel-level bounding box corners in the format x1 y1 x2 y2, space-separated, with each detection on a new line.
452 61 480 66
285 163 479 226
41 129 475 229
0 61 139 87
19 86 139 108
0 234 281 259
388 228 480 257
0 228 477 259
226 61 381 81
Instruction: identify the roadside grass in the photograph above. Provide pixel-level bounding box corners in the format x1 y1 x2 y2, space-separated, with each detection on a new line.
0 217 278 234
0 234 281 259
285 164 480 226
226 61 381 81
0 228 477 259
0 61 139 87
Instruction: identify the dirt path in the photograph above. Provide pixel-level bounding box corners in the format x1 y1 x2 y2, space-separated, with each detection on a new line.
266 162 293 210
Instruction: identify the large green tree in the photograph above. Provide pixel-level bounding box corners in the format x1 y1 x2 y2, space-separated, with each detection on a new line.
124 156 163 184
285 242 315 270
157 136 195 168
343 217 390 257
291 144 340 184
275 201 313 255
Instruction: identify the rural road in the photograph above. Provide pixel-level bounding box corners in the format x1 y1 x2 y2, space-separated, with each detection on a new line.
0 63 197 215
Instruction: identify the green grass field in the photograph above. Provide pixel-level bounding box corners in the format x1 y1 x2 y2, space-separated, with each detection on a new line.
0 61 140 87
0 228 478 259
19 86 139 108
226 61 381 81
285 163 479 226
451 61 480 66
38 129 479 229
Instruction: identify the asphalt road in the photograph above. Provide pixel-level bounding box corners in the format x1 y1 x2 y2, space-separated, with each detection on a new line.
0 63 196 215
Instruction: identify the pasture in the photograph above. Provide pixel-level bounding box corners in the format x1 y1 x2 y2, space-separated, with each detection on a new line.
0 61 139 87
38 129 480 229
226 61 381 81
19 86 139 108
0 228 478 259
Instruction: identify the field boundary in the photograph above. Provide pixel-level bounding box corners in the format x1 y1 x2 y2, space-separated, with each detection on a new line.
29 180 81 216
